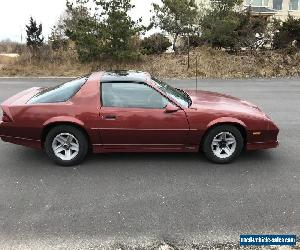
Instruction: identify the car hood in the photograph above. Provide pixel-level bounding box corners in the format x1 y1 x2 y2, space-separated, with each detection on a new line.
186 90 266 117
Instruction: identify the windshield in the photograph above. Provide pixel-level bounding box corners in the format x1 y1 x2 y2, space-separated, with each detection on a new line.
152 77 192 108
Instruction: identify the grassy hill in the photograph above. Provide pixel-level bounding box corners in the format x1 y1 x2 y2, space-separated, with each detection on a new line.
1 47 300 79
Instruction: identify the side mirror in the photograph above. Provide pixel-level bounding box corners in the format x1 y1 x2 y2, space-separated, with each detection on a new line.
165 103 180 113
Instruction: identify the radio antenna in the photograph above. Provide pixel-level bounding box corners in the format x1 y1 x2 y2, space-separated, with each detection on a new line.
196 56 198 92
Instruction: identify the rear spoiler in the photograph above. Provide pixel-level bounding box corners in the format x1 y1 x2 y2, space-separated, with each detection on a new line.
1 87 43 122
1 87 42 106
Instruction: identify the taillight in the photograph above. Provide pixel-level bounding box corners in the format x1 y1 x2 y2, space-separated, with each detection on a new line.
2 112 12 122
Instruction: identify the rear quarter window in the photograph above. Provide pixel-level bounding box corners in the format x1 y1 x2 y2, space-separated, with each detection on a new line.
27 76 89 104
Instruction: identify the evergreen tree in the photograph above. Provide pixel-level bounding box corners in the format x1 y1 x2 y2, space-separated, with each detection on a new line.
201 0 243 50
152 0 199 52
65 0 143 62
95 0 143 60
26 17 44 55
65 0 103 62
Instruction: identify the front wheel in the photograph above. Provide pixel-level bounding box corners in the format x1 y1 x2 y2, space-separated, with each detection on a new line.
44 125 89 166
202 125 244 164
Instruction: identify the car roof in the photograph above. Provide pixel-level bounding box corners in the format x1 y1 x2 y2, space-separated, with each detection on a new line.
100 70 152 83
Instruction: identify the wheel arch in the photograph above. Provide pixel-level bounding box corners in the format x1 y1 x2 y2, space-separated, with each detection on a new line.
41 120 91 149
201 118 248 147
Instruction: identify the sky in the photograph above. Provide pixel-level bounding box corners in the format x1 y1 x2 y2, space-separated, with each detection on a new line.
0 0 161 42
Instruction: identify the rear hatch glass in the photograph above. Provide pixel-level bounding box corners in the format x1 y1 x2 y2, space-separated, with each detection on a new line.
27 75 90 104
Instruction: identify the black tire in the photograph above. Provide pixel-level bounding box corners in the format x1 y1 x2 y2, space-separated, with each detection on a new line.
202 125 244 164
44 125 89 167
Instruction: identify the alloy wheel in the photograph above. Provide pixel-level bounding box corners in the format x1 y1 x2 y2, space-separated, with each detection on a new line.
211 132 237 159
52 133 80 161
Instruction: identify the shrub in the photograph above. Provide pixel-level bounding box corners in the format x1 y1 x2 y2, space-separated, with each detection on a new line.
201 12 240 50
273 16 300 50
140 33 172 55
236 12 270 49
182 34 205 49
201 10 271 51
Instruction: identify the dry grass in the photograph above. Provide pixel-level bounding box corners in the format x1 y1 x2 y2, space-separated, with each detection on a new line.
0 49 90 77
0 61 91 77
0 54 18 70
1 46 300 78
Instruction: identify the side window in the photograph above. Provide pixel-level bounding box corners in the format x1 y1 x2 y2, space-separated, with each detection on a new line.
101 82 169 109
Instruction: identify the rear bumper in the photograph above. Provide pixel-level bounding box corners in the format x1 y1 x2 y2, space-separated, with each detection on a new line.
246 140 279 150
0 121 42 150
0 135 42 150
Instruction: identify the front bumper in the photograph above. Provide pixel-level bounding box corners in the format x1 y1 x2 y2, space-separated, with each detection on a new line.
246 119 279 151
247 140 279 150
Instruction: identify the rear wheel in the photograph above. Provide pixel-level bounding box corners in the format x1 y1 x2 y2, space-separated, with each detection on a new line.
44 125 89 166
202 125 244 164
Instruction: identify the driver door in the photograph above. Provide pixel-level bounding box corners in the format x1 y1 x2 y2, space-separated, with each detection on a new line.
98 81 190 151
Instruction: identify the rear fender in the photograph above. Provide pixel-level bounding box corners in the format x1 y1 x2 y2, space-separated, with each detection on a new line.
43 116 85 127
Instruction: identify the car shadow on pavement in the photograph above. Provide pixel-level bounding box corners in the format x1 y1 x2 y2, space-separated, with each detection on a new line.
86 149 275 163
238 149 277 162
82 149 277 172
1 144 277 173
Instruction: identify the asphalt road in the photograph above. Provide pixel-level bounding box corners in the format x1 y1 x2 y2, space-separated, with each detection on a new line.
0 78 299 249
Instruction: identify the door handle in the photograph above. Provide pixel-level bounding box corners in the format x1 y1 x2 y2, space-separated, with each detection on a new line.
102 115 117 120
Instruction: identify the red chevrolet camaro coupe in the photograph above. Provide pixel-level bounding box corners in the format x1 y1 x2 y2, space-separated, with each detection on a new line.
0 71 279 166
